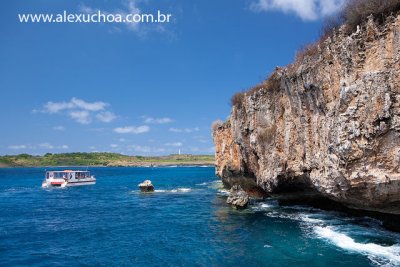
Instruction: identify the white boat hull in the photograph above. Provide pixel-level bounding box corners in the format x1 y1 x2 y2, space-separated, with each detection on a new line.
42 178 96 188
65 180 96 186
42 170 96 188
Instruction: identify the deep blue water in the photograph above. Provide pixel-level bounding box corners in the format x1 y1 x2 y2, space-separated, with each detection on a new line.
0 167 399 266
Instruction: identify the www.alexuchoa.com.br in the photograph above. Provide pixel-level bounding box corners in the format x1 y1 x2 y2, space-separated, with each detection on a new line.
18 10 172 24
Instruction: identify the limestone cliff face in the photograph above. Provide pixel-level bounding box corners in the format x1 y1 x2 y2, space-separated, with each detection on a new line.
213 15 400 214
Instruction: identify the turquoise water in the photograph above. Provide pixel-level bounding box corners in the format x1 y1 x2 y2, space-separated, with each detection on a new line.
0 167 399 266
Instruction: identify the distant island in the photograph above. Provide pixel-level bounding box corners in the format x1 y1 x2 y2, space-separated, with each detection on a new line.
0 153 215 167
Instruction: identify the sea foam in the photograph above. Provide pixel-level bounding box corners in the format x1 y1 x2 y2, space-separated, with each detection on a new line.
154 188 192 193
315 226 400 266
217 189 230 196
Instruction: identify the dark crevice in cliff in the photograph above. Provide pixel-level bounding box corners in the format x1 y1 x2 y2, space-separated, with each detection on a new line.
273 172 315 194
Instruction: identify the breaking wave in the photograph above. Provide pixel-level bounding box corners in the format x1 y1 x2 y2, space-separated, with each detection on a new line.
315 226 400 266
250 200 400 266
153 188 192 193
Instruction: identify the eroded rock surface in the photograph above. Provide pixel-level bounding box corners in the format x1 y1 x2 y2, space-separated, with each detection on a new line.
226 184 250 209
138 180 154 192
213 15 400 215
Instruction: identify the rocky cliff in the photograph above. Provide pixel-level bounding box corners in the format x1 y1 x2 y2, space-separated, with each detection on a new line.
213 14 400 215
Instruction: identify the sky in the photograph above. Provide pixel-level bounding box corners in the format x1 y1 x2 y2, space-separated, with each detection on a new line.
0 0 345 156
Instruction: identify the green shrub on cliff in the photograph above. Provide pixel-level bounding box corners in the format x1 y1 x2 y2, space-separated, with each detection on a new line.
231 92 245 109
324 0 400 34
211 120 224 132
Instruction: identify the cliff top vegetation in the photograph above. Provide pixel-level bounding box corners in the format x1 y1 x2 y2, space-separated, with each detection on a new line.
229 0 400 111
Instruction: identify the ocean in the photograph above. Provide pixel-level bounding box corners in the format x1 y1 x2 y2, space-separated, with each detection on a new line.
0 167 399 266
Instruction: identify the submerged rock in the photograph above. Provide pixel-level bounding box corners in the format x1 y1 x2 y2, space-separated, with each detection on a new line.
138 180 154 192
227 184 249 209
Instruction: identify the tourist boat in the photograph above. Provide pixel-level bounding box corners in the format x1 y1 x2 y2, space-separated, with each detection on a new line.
42 170 96 188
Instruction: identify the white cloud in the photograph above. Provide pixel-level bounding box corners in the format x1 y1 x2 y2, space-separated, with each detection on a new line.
37 97 116 125
319 0 345 16
143 116 173 124
8 143 68 150
79 0 145 34
125 0 141 30
39 143 69 150
165 142 183 147
96 111 117 123
113 125 150 134
44 101 74 113
169 127 200 133
52 126 65 131
39 143 54 149
250 0 345 21
127 144 167 154
69 110 91 124
110 144 119 148
43 97 107 113
71 98 108 111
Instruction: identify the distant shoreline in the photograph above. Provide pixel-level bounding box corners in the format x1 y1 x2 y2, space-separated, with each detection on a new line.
0 153 215 168
0 163 215 168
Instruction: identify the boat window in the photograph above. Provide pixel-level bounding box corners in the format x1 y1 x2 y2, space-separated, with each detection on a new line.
54 172 66 178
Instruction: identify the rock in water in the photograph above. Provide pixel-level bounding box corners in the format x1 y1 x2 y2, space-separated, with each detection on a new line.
138 180 154 192
227 184 249 209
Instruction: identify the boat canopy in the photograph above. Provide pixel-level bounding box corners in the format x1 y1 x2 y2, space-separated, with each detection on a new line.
47 170 90 173
46 170 91 179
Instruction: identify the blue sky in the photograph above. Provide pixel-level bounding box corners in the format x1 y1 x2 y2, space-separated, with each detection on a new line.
0 0 344 156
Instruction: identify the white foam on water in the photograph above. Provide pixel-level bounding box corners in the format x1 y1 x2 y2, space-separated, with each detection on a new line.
252 201 279 212
299 214 325 224
249 198 400 266
261 203 273 208
176 188 191 192
217 189 230 196
153 188 192 193
265 211 302 221
196 181 217 186
209 180 224 190
314 226 400 266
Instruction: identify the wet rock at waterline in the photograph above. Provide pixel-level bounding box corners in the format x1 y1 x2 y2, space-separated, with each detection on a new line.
227 184 249 209
138 180 154 192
